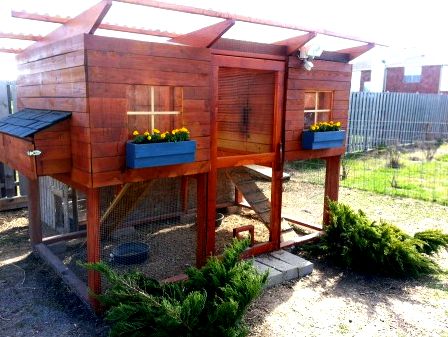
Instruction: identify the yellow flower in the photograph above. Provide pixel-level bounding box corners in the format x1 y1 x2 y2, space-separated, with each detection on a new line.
132 130 139 136
180 127 189 133
172 129 178 135
336 122 341 127
153 128 160 134
144 131 150 136
161 133 166 139
147 135 152 141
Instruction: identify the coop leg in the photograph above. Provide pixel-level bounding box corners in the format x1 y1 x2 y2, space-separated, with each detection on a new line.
71 189 79 231
270 162 283 250
27 177 42 246
196 174 207 267
323 156 341 225
87 188 101 311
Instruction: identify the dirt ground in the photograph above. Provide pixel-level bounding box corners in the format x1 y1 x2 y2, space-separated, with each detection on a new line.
1 179 448 336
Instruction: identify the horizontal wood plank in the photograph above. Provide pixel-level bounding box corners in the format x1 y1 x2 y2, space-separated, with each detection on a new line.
18 50 85 75
17 82 87 98
87 50 210 74
89 97 127 128
84 34 211 61
88 66 209 87
17 66 86 86
17 34 85 64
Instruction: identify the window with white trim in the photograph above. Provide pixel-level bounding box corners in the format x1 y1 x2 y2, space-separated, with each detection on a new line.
304 91 333 129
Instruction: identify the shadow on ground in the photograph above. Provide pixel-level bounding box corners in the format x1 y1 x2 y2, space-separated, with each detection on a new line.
0 214 108 337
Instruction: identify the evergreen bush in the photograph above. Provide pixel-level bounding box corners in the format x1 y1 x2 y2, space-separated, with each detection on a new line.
85 238 267 337
308 200 448 277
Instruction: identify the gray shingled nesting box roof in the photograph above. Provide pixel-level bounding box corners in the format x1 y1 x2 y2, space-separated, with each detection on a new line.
0 109 71 138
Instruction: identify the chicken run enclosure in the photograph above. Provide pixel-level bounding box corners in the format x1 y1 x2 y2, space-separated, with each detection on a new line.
0 0 377 308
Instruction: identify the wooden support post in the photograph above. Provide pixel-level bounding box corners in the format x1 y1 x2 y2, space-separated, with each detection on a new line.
86 188 101 310
234 186 243 204
196 174 207 267
270 71 285 250
27 178 42 246
323 156 341 225
206 65 219 257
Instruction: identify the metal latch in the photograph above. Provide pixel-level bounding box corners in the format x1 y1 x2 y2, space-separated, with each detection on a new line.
27 150 42 157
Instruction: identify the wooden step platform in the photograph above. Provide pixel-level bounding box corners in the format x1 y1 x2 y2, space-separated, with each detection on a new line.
244 164 290 181
252 249 313 287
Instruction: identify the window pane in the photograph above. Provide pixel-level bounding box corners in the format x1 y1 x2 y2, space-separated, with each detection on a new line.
316 111 330 123
304 92 316 110
304 111 315 129
317 92 332 110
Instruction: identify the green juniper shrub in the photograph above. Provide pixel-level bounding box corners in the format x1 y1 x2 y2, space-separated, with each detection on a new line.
85 238 267 337
307 200 448 277
414 229 448 255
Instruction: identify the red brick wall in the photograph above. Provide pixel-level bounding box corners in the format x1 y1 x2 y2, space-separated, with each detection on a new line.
360 70 371 91
385 65 441 93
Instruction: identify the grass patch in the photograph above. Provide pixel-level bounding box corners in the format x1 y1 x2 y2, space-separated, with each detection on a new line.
290 144 448 205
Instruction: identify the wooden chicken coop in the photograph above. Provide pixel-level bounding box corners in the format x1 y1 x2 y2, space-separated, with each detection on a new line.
0 0 377 307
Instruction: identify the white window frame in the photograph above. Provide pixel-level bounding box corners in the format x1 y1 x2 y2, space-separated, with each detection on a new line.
304 91 333 125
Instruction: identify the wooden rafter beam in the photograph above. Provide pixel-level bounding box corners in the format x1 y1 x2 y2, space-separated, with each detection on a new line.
336 43 375 61
113 0 385 46
274 32 316 55
170 19 234 48
0 32 42 41
11 10 179 38
23 0 113 52
0 47 23 53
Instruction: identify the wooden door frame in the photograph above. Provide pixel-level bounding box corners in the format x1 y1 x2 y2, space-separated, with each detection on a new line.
206 55 285 257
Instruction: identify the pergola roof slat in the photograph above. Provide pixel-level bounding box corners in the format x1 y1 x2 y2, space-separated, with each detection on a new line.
170 19 235 48
11 10 179 39
113 0 384 46
0 32 42 41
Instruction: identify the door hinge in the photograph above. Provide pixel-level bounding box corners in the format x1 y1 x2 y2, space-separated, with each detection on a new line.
27 150 42 157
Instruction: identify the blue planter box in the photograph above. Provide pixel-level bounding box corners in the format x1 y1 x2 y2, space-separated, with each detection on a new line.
126 140 196 169
301 130 346 150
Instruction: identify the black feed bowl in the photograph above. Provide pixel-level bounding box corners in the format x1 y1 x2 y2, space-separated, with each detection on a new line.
216 212 225 227
111 242 149 265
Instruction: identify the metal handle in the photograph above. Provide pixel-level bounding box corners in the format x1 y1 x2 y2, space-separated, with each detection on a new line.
27 150 42 157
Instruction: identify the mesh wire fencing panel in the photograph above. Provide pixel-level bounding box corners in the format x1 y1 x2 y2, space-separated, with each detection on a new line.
344 92 448 205
340 144 448 205
283 160 327 225
99 177 197 281
39 176 88 282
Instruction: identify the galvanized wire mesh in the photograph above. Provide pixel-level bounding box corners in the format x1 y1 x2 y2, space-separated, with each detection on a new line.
39 176 88 282
98 177 197 281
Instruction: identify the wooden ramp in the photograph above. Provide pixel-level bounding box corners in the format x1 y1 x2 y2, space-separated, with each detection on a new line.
100 181 156 239
227 167 302 243
226 167 271 224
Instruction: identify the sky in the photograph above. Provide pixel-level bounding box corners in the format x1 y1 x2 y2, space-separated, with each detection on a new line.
0 0 447 79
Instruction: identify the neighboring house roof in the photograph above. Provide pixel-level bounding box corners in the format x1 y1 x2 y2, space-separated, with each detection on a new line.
0 109 71 138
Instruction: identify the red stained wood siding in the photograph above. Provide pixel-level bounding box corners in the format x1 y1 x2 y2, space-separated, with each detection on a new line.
85 34 212 187
284 58 352 161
